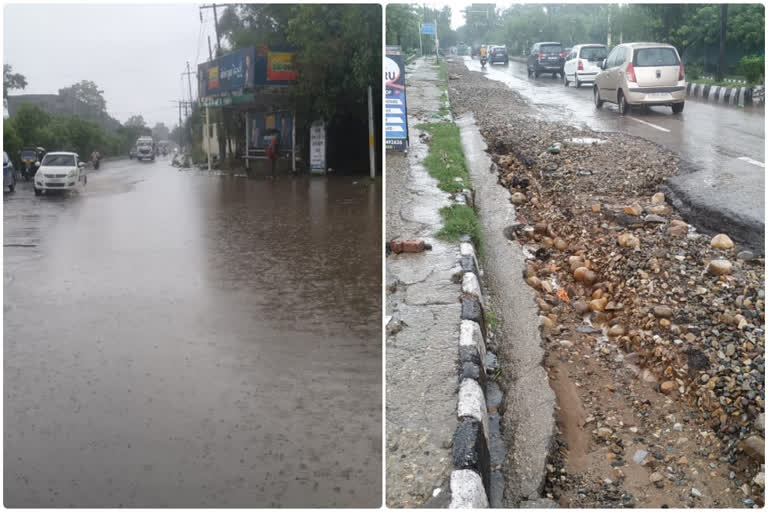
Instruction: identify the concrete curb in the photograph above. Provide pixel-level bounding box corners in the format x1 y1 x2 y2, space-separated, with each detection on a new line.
686 82 764 106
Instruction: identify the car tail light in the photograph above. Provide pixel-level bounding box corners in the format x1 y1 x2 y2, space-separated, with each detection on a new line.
679 63 684 81
626 61 637 83
537 53 545 58
577 59 584 71
560 52 567 57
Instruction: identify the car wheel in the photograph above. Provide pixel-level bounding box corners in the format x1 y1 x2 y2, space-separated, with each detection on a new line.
575 74 582 88
563 72 569 86
83 175 88 186
594 86 604 109
672 102 684 114
617 90 629 115
33 186 41 196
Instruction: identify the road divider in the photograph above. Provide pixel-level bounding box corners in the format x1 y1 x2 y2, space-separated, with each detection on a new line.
687 82 764 106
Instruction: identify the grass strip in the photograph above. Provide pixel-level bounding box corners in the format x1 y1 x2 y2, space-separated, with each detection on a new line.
416 122 470 193
437 204 482 250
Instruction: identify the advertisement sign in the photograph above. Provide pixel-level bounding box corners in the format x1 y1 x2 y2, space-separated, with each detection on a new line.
421 23 435 35
267 52 298 82
246 111 293 150
199 48 255 97
198 46 297 100
385 48 408 151
310 121 326 175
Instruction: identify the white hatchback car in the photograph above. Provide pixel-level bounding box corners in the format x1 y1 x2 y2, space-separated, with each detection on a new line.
34 152 87 195
563 44 608 88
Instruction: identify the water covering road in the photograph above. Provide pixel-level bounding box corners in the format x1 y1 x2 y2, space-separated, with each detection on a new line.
4 158 381 507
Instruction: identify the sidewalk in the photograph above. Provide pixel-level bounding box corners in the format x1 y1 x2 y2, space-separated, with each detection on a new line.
385 58 462 508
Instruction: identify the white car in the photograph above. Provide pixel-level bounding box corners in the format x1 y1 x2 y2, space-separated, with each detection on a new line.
563 44 608 88
34 152 87 195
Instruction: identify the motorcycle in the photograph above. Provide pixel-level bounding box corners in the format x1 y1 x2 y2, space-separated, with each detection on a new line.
480 57 487 68
92 154 101 170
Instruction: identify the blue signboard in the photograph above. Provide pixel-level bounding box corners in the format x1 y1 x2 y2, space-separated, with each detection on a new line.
198 46 297 99
421 23 435 35
385 49 408 151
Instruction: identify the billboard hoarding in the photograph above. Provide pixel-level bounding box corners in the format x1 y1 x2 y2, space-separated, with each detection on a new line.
385 49 408 151
421 23 435 35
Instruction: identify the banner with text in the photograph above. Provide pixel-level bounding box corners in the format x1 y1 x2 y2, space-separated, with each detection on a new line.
385 48 408 151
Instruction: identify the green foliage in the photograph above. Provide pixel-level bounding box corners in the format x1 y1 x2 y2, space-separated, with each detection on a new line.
3 64 27 99
740 55 765 84
3 120 22 164
437 204 482 250
416 121 470 193
686 62 703 80
58 80 107 117
386 4 421 52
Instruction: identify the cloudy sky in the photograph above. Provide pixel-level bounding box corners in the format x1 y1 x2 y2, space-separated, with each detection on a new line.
4 3 217 129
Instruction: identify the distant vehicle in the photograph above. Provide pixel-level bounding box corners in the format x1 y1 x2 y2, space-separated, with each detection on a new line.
527 42 566 78
129 147 137 159
594 42 686 115
33 152 87 196
19 146 46 181
3 151 16 192
489 45 509 65
135 136 156 162
563 44 608 88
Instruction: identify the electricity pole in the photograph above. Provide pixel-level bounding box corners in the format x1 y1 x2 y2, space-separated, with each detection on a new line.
200 4 228 54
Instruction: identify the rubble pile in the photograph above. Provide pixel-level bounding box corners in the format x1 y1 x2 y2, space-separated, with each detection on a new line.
448 63 765 506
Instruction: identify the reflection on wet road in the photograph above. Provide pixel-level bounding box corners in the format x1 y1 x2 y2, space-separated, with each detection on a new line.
464 57 765 174
4 159 381 507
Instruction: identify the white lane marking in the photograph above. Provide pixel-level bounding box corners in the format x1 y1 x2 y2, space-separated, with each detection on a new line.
627 116 671 133
738 156 765 168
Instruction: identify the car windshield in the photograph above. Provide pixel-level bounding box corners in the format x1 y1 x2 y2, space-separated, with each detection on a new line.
580 46 608 61
41 154 75 166
541 44 562 54
634 47 679 67
21 150 37 159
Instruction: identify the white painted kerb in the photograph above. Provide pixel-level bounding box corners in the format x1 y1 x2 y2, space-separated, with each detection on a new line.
462 272 482 301
449 469 489 508
459 319 486 367
458 378 489 441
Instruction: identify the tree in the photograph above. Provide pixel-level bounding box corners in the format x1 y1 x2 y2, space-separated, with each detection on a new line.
125 115 147 129
386 4 420 52
58 80 107 119
11 104 51 145
151 122 170 141
3 120 22 164
3 64 27 99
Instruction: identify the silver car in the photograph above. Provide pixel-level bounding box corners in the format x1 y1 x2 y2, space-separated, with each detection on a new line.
594 42 686 114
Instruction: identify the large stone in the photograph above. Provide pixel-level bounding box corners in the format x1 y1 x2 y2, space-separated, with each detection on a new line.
647 204 670 215
618 233 640 248
608 324 625 337
589 297 608 312
667 222 689 236
653 305 674 319
711 234 735 250
510 192 526 205
573 300 589 314
624 203 643 216
741 436 765 462
539 315 555 329
707 259 733 276
554 238 568 251
660 381 676 394
651 192 666 204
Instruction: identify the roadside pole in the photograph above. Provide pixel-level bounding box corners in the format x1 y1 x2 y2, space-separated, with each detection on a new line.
435 18 439 64
419 28 423 57
367 85 375 179
206 106 212 171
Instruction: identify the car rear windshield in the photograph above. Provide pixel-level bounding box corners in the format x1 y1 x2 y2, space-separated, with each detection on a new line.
580 46 607 61
493 48 506 54
21 150 37 159
540 44 562 54
634 47 679 67
41 154 75 166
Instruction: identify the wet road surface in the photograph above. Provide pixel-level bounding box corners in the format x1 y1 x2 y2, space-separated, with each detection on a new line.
463 56 764 250
4 158 381 507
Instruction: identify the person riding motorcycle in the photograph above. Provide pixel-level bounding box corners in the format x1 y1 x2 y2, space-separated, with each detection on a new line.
480 45 488 67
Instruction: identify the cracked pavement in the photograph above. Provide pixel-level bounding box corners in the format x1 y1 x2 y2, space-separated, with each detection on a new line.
386 58 461 508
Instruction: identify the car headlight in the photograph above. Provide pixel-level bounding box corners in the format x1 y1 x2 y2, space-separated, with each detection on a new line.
68 169 77 177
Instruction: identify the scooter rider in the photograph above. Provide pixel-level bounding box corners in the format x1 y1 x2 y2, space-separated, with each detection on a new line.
90 150 101 170
480 45 488 67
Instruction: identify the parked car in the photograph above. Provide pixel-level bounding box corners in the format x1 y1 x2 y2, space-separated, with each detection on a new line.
33 152 87 196
527 42 566 78
489 45 509 65
563 44 608 88
594 42 686 115
3 151 16 192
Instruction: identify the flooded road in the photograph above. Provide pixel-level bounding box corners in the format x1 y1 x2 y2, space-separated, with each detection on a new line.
4 158 381 507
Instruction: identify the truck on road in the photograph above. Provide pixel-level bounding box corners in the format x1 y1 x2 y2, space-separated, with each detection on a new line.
135 136 156 162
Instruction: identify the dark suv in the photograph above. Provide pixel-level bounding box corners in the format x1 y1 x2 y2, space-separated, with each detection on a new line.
527 42 565 78
489 46 509 65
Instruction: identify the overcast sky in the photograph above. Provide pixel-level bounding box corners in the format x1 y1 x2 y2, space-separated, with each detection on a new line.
4 3 217 129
